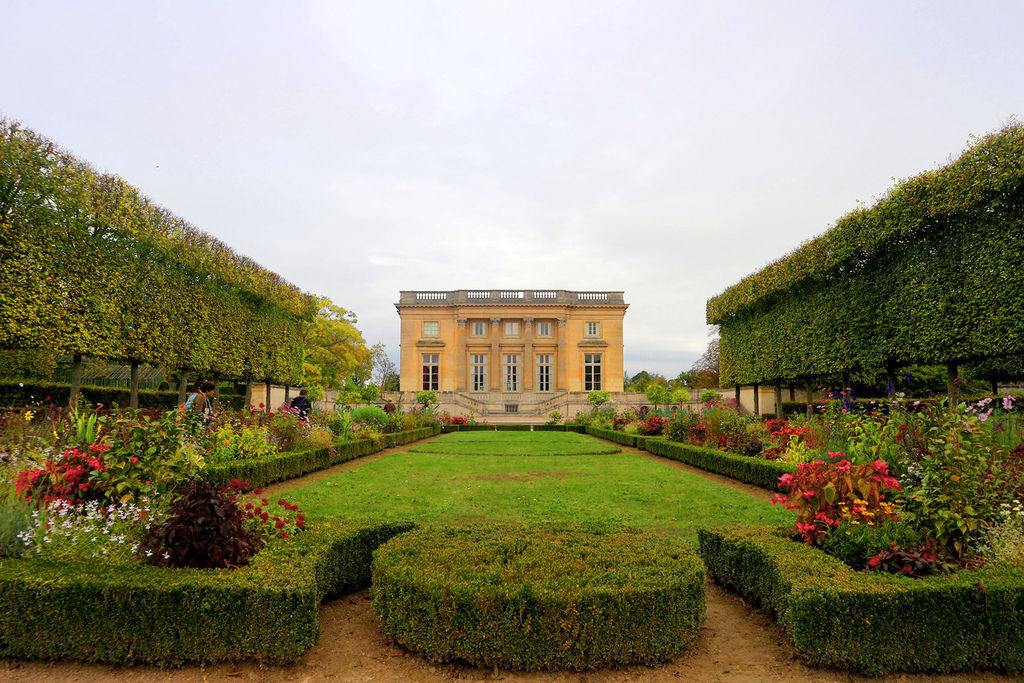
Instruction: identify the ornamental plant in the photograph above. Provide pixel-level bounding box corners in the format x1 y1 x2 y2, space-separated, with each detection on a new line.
206 423 276 463
772 457 902 545
13 445 110 507
866 543 951 578
639 415 667 436
140 477 258 569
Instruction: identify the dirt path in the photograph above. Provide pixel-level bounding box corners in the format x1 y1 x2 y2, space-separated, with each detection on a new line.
1 437 1014 682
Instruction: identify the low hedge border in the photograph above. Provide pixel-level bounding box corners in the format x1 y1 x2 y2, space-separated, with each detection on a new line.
640 438 794 491
372 524 705 671
202 425 441 488
0 518 415 666
697 525 1024 675
585 425 639 448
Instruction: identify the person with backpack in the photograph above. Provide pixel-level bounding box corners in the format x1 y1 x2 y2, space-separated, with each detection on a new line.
187 380 216 427
290 388 312 420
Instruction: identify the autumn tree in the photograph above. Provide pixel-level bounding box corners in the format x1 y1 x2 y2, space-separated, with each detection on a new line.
302 299 371 389
689 337 721 389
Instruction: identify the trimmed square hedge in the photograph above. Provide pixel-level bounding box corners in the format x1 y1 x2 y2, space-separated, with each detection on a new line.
585 426 639 448
202 425 440 488
697 525 1024 675
0 518 415 666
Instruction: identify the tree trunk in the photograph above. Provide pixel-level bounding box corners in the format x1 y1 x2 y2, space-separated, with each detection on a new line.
947 362 960 405
734 385 741 405
177 372 189 405
129 360 140 409
992 378 1000 396
752 383 760 415
265 380 272 413
244 382 253 410
775 384 784 419
841 371 851 391
805 383 814 418
69 353 83 410
284 385 291 405
788 384 795 402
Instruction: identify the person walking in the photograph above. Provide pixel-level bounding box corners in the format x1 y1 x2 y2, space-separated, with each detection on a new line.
290 388 313 420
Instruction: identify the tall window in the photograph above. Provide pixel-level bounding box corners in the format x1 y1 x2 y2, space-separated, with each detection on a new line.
471 354 488 391
504 321 520 337
585 321 601 337
422 353 439 390
536 321 552 336
472 321 486 336
536 354 552 392
504 353 520 391
584 353 602 391
423 321 439 337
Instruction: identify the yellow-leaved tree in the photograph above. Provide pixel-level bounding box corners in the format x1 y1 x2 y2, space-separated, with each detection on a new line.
301 299 371 390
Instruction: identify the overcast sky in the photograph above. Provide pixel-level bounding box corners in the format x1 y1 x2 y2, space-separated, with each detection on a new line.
3 1 1022 378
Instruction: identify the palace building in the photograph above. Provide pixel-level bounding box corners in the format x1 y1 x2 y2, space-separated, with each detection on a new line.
395 290 630 418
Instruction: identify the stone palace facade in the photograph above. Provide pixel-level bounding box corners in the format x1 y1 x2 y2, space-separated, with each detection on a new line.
395 289 630 418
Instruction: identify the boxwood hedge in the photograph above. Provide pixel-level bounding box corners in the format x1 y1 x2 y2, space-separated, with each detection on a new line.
698 525 1024 675
202 425 440 488
585 430 794 491
372 524 705 671
0 518 414 666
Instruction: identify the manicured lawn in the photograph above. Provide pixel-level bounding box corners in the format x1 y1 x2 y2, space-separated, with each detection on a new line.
409 430 621 455
286 434 792 544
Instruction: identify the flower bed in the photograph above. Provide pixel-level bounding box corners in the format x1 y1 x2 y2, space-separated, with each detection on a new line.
201 426 440 488
0 518 414 665
697 525 1024 675
372 524 705 671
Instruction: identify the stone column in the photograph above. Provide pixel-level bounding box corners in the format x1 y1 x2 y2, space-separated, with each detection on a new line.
456 318 468 391
555 317 568 391
490 318 502 391
522 317 534 391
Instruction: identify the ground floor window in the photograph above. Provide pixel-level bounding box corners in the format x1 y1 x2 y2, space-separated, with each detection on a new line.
504 354 520 392
536 354 552 392
471 353 487 391
584 353 602 391
422 353 439 390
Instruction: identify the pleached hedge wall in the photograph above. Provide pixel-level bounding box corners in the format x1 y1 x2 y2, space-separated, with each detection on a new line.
698 525 1024 675
0 119 316 386
707 123 1024 385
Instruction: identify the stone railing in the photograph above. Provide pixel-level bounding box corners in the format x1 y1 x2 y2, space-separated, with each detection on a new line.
397 290 626 305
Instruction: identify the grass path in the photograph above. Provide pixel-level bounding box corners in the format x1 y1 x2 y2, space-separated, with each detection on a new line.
283 433 792 543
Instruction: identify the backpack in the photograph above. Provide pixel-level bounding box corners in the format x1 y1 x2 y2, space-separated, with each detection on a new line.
179 393 198 411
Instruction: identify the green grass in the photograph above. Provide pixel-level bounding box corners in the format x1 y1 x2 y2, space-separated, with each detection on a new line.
409 431 621 456
286 434 792 545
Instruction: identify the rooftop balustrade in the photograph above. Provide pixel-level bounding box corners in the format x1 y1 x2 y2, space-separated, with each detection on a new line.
397 290 626 306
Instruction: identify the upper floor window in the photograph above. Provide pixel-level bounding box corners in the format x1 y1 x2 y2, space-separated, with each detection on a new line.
471 321 486 336
423 321 439 338
536 321 552 336
585 321 601 337
504 321 520 337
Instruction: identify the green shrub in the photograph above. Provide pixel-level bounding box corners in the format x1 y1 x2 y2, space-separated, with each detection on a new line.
0 499 30 559
819 520 926 570
372 524 705 671
351 405 387 429
698 525 1024 675
0 517 414 665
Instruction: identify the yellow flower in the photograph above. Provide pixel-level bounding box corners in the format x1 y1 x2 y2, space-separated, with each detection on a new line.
24 410 34 422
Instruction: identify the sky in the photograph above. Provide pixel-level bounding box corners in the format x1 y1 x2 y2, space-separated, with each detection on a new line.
3 1 1023 378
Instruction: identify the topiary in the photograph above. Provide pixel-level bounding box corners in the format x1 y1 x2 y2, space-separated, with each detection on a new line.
140 477 259 569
